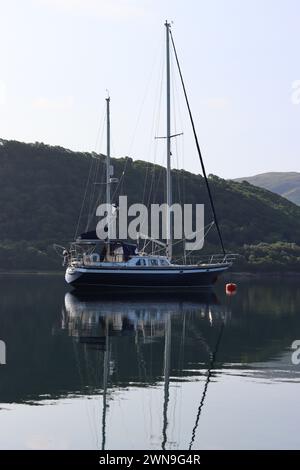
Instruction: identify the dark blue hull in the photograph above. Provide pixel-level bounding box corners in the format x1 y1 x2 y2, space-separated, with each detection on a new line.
66 265 230 290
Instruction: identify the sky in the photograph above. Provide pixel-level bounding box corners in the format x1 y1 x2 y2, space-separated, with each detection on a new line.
0 0 299 178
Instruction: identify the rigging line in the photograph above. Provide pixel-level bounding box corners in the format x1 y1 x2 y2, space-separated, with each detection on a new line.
113 44 164 250
95 104 107 152
184 222 215 258
170 51 183 213
87 101 108 227
87 130 106 227
85 156 97 231
111 163 127 203
167 221 215 253
76 103 106 237
74 153 96 239
111 158 128 201
86 161 106 231
127 35 163 157
169 30 226 256
109 135 130 205
144 41 165 211
188 320 225 450
172 46 186 172
145 50 165 209
150 66 167 211
87 157 104 229
171 54 187 257
85 156 103 232
79 106 105 238
129 46 162 217
112 77 159 199
93 159 107 208
185 315 213 358
85 111 107 231
111 30 165 202
150 163 164 204
138 47 165 244
115 39 165 214
148 75 166 214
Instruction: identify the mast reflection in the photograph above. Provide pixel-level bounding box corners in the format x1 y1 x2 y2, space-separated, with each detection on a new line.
62 291 228 449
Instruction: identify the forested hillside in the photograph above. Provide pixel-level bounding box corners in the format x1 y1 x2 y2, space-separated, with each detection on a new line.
0 139 300 271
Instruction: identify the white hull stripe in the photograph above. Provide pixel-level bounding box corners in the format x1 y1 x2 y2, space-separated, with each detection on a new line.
68 267 227 275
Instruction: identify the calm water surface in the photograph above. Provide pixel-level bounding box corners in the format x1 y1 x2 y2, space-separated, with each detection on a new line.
0 275 299 449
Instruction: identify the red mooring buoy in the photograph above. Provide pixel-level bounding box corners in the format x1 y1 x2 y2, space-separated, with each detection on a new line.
226 283 237 296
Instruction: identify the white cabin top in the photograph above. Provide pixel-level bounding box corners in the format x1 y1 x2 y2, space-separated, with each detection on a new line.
80 254 172 268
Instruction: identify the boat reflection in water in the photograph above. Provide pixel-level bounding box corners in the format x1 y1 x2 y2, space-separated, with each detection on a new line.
1 276 299 449
63 291 229 343
62 291 229 450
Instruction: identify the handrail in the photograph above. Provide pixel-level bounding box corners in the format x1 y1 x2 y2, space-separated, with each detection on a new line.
62 244 240 268
173 253 240 266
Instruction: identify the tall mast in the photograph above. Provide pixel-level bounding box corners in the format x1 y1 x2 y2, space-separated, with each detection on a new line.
106 96 111 240
165 21 172 260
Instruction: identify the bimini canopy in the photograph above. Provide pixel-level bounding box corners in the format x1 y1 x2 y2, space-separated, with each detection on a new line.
100 240 138 261
77 232 138 260
77 230 99 241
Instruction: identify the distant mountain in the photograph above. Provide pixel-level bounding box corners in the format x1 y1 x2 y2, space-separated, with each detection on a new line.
0 139 300 271
234 172 300 205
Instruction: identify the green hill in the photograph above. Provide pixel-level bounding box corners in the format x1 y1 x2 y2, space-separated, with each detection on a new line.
234 172 300 206
0 139 300 271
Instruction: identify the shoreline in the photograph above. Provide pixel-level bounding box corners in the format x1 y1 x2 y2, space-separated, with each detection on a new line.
227 271 300 278
0 271 65 276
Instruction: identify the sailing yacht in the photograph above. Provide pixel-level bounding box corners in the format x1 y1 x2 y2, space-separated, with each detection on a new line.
63 22 236 290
